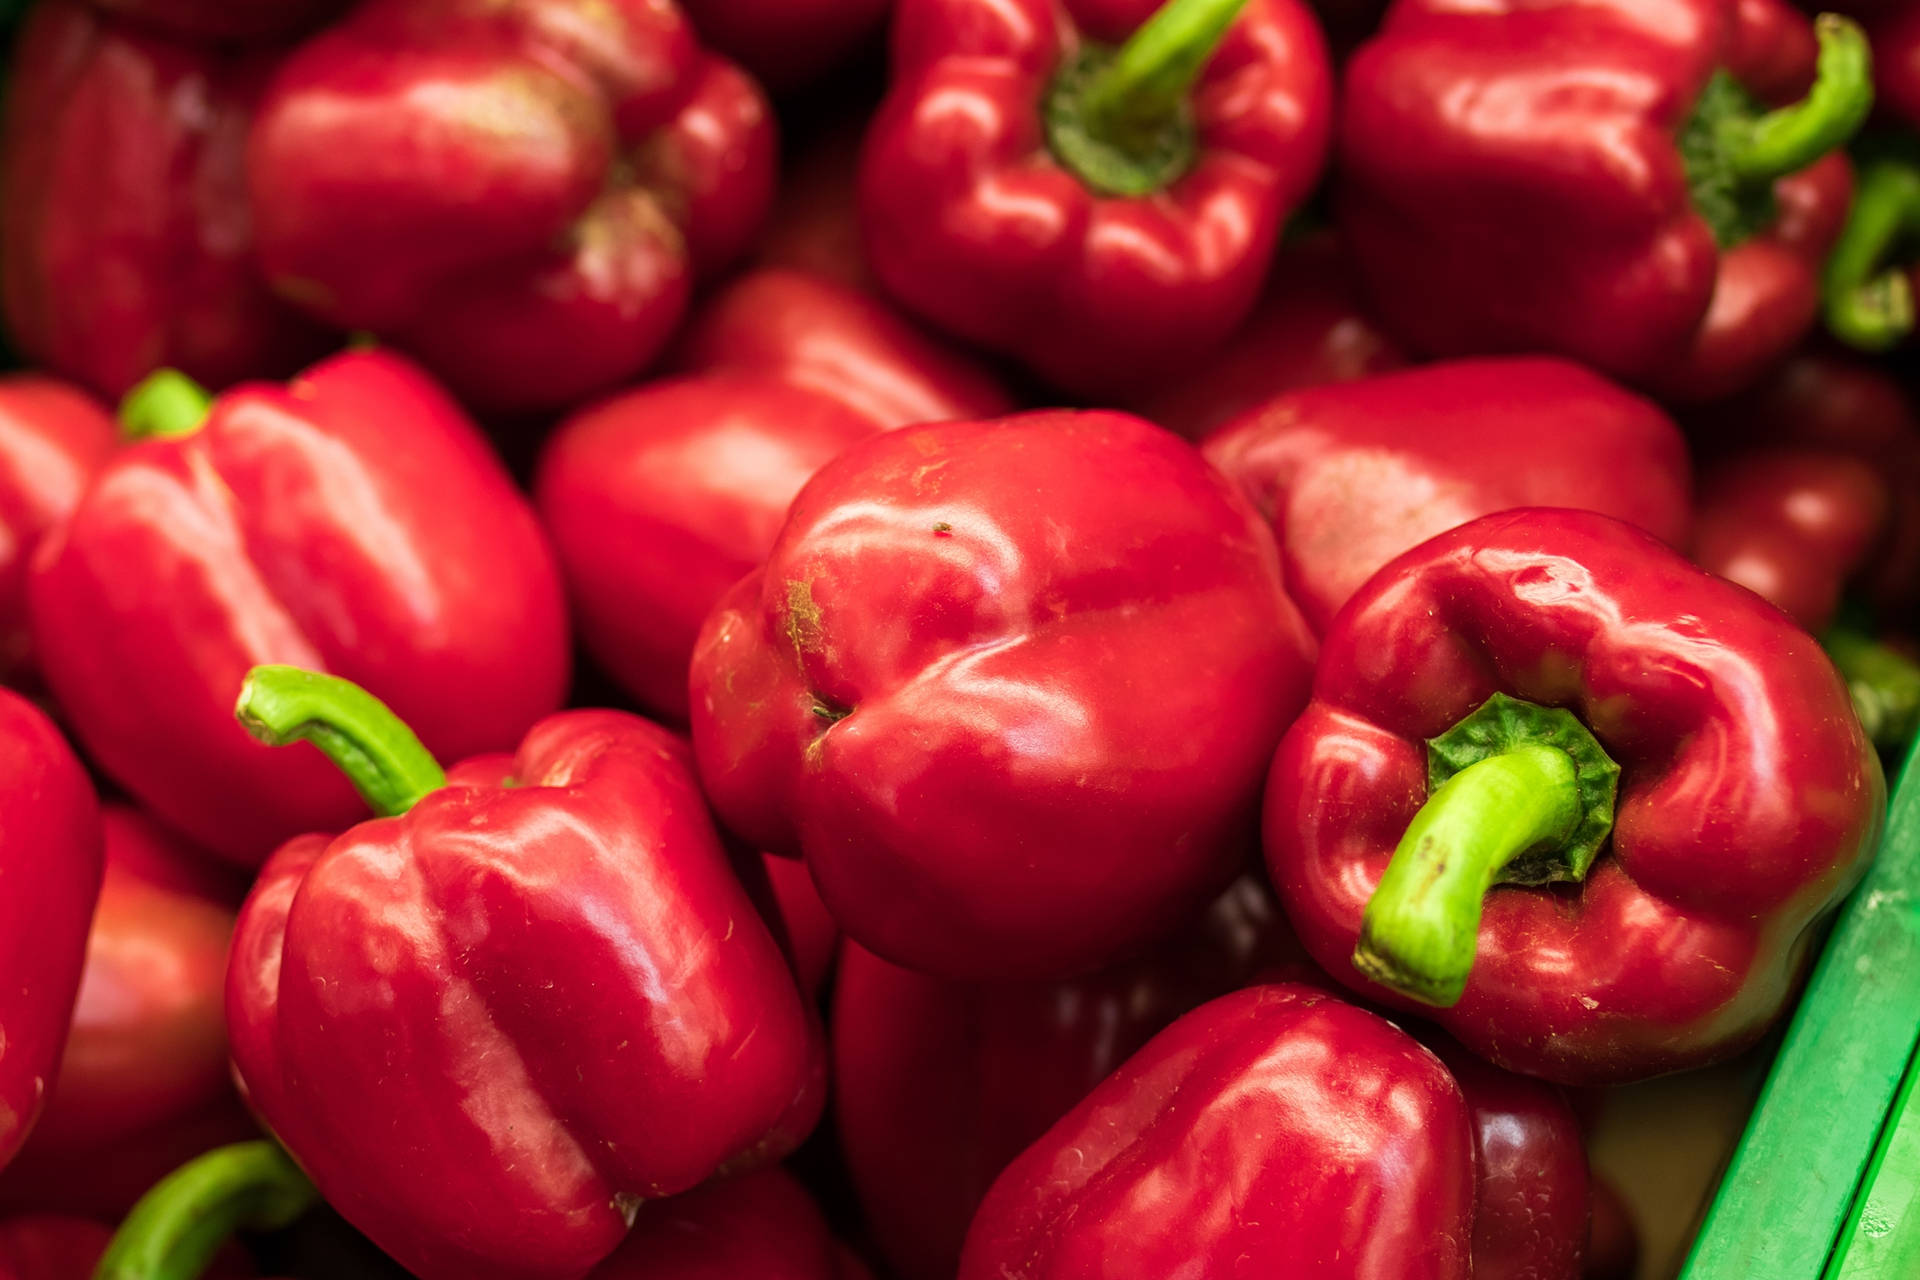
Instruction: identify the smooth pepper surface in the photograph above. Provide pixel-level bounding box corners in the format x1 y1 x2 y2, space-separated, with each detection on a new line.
859 0 1332 395
1266 508 1884 1083
690 409 1316 980
30 351 569 866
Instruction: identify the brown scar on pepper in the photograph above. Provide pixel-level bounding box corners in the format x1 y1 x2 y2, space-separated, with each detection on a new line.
784 579 825 658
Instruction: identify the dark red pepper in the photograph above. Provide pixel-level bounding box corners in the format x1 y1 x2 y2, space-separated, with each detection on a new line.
595 1168 872 1279
0 808 250 1219
30 352 569 866
1341 0 1869 400
1124 234 1403 441
1201 357 1692 635
246 0 776 413
0 1215 114 1280
84 0 343 42
227 668 822 1280
0 690 102 1176
677 0 889 89
1266 508 1884 1083
956 984 1482 1278
0 3 329 400
690 410 1316 979
859 0 1332 395
0 376 115 685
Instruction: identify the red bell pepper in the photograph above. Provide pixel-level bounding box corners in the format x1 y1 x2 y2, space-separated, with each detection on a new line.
30 352 569 867
227 667 823 1280
833 878 1298 1280
859 0 1332 396
690 410 1316 979
246 0 776 414
1201 357 1692 635
669 269 1015 430
0 3 328 401
678 0 888 89
0 690 102 1176
957 983 1567 1279
595 1168 871 1279
84 0 342 42
0 808 250 1219
536 377 881 721
1124 234 1403 441
1341 0 1870 400
1266 508 1884 1083
0 377 115 684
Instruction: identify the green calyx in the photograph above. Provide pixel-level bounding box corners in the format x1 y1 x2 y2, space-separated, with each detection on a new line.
1825 623 1920 755
93 1141 317 1280
1680 13 1873 248
1354 693 1621 1008
234 665 447 818
1044 0 1250 198
119 369 213 442
1824 149 1920 351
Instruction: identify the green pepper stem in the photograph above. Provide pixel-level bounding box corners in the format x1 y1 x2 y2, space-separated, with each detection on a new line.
1825 625 1920 755
1824 158 1920 350
1728 14 1873 183
1355 744 1582 1008
235 666 446 817
1081 0 1250 146
119 370 213 442
93 1141 317 1280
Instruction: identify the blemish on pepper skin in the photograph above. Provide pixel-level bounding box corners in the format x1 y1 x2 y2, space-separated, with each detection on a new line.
784 579 824 658
933 521 953 535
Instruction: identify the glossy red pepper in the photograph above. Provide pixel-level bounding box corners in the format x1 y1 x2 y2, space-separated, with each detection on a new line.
1266 508 1884 1083
690 410 1316 980
0 690 102 1175
246 0 776 413
85 0 342 42
537 376 881 721
1341 0 1868 400
0 376 115 684
30 352 569 867
594 1168 871 1279
227 668 823 1280
678 0 888 89
669 269 1015 430
832 879 1299 1280
1124 234 1403 441
0 808 249 1219
1201 358 1693 635
956 984 1482 1278
859 0 1332 396
0 3 329 401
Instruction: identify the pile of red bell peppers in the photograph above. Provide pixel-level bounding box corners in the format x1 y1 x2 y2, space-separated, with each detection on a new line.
0 0 1912 1275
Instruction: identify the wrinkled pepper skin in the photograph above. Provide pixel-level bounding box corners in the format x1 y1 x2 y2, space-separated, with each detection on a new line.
1267 509 1884 1083
679 0 889 89
1340 0 1854 400
0 808 248 1218
1202 358 1693 635
1691 449 1887 631
31 351 569 866
1125 234 1403 441
956 984 1478 1279
1 3 328 401
1689 351 1920 622
691 410 1317 980
537 377 881 721
593 1168 871 1280
0 692 103 1175
247 0 776 413
87 0 343 43
860 0 1333 396
229 708 823 1280
0 377 115 684
670 269 1014 430
833 879 1299 1280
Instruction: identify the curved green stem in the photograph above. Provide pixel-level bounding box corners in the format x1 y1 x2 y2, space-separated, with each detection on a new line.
120 370 212 441
235 666 445 817
1045 0 1250 197
93 1141 317 1280
1727 14 1874 183
1355 744 1582 1007
1826 624 1920 754
1825 158 1920 350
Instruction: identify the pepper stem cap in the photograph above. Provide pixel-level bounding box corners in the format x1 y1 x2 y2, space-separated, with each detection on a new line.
1824 156 1920 350
235 665 446 817
93 1140 317 1280
119 370 212 441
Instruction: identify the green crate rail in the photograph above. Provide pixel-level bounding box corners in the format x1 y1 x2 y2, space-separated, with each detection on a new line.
1680 739 1920 1277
